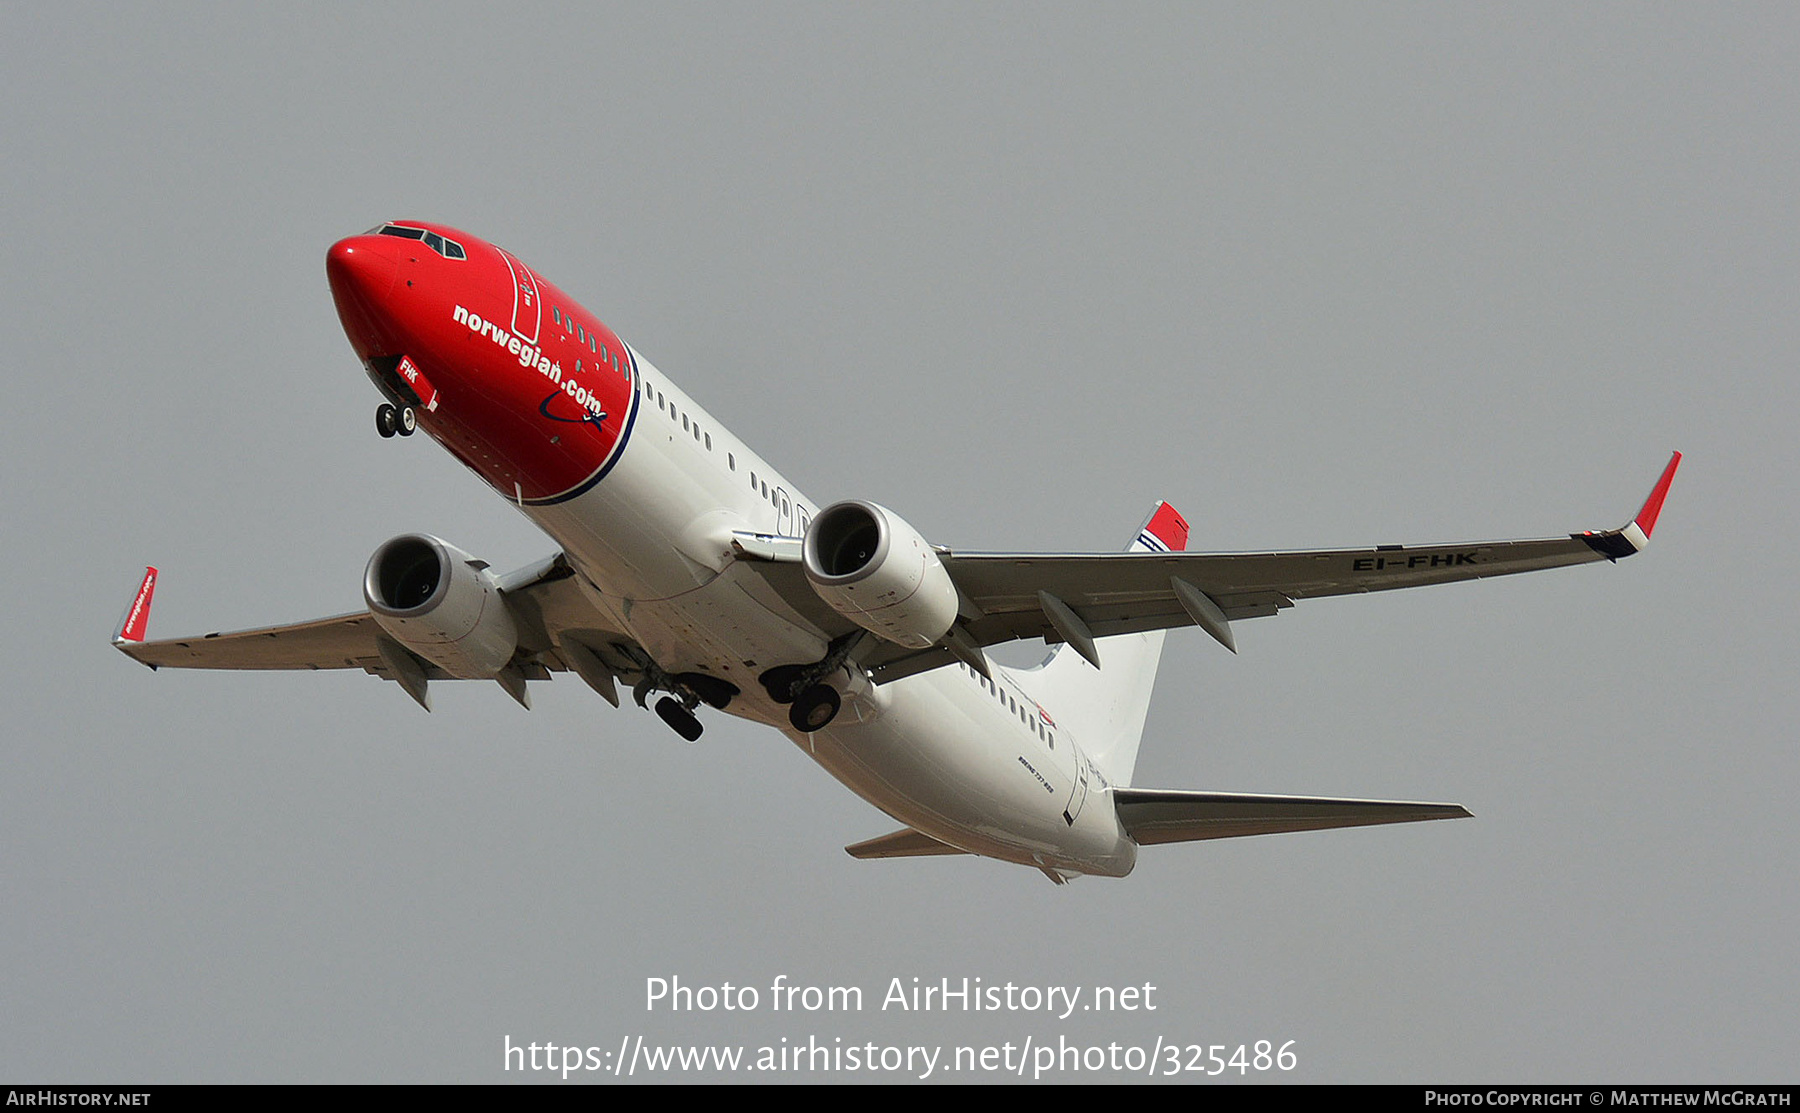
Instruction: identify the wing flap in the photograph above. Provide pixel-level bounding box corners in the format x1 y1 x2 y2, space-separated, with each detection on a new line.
1115 788 1472 845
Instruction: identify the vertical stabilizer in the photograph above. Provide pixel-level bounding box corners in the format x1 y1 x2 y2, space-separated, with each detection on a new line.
1025 503 1187 787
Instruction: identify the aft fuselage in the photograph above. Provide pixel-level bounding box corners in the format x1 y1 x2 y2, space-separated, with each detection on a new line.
326 222 1137 878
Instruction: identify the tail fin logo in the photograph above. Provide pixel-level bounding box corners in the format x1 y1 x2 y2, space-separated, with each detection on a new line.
1136 502 1190 553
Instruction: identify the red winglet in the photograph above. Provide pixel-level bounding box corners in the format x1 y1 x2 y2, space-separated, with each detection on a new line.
1633 451 1682 538
115 567 158 643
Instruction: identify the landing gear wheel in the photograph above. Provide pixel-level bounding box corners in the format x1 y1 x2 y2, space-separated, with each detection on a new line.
396 406 417 436
375 403 398 438
788 684 841 733
655 696 704 742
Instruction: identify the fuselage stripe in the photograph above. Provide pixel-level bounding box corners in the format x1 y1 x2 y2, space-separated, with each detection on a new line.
521 345 640 506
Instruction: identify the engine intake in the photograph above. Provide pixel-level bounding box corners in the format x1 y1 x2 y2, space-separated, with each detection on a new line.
364 533 519 678
803 501 957 649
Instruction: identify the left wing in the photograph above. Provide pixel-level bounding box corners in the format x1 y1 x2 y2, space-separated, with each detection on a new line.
113 553 643 694
735 452 1681 683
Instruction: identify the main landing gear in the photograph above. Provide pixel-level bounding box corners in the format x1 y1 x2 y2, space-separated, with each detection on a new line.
788 684 841 733
759 631 864 734
376 402 417 438
654 697 704 742
615 642 740 743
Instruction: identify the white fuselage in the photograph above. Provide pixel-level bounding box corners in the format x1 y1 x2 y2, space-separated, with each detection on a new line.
527 348 1137 878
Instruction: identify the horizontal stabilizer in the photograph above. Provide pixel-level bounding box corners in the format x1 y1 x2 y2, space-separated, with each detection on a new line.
1115 788 1471 845
845 827 968 859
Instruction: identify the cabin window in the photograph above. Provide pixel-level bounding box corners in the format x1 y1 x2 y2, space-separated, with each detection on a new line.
728 453 735 470
552 307 562 326
705 433 712 451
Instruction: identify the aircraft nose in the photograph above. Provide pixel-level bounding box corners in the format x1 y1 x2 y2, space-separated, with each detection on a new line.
327 236 404 358
326 237 399 305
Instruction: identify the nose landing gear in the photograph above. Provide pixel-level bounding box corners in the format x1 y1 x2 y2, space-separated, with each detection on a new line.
375 403 417 438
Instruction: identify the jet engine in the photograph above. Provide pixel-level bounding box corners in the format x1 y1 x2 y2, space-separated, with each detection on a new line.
364 533 519 678
802 501 958 649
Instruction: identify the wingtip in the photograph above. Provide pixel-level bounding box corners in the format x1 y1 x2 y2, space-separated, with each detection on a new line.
1576 452 1682 560
113 566 159 645
1632 450 1682 540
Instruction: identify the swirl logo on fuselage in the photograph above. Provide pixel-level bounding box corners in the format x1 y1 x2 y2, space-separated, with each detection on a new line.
539 390 607 430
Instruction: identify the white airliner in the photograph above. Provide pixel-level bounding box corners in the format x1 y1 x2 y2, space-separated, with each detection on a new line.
114 221 1681 882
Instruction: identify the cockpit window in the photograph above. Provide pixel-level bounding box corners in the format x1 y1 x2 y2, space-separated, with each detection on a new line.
373 224 466 259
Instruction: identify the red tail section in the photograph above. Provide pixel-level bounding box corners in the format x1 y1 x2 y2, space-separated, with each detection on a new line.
1137 503 1190 553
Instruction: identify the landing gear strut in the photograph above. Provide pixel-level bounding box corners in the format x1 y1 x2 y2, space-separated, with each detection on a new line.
376 403 417 438
760 631 865 734
611 643 737 742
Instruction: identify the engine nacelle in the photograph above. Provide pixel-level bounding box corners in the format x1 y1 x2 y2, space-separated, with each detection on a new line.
364 533 519 678
803 501 958 649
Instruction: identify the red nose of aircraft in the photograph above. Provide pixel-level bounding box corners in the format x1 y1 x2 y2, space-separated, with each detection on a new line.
326 236 402 359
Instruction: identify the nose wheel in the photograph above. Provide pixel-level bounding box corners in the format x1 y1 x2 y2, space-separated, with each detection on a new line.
376 403 417 438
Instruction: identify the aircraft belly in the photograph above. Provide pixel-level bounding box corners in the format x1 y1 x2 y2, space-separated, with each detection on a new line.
798 673 1136 877
621 573 828 679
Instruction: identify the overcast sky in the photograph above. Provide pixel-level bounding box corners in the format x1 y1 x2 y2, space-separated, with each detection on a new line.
4 2 1796 1083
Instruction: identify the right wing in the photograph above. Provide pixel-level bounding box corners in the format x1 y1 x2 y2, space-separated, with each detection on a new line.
731 453 1682 683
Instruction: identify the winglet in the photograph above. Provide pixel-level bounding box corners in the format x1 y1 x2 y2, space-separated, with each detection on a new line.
1577 452 1681 560
1632 450 1682 540
114 567 159 646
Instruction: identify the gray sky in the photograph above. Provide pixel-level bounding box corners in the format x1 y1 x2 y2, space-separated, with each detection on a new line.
5 2 1796 1083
